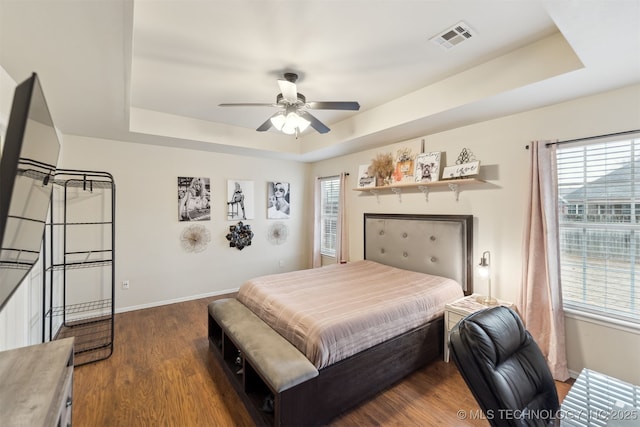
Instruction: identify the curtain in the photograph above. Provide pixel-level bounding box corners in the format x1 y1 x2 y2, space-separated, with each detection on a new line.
518 140 569 381
335 173 349 264
312 177 322 268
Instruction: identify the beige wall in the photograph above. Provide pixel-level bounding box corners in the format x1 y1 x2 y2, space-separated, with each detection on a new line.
58 135 311 311
310 84 640 384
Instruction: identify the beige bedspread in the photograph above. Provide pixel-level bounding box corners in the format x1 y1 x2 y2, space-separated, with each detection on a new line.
237 260 464 369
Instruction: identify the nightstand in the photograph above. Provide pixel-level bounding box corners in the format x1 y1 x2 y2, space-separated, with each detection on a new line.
443 294 515 362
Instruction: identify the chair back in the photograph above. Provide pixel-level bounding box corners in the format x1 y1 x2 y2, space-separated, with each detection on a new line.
449 306 559 426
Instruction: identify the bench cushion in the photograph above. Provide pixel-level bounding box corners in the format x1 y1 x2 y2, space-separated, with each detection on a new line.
208 298 319 392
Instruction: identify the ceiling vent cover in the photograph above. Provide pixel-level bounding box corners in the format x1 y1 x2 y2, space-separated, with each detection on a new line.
430 21 476 50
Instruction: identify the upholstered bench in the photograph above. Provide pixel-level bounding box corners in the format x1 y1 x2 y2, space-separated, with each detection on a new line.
208 298 318 393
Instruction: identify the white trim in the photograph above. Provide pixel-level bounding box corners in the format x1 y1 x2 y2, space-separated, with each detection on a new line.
114 288 239 314
564 308 640 335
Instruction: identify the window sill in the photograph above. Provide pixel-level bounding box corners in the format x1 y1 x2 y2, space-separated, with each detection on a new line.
564 308 640 335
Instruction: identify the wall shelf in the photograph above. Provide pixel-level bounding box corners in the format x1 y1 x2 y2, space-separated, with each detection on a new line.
353 178 485 201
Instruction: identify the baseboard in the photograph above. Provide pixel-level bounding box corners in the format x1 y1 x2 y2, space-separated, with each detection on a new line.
115 288 239 314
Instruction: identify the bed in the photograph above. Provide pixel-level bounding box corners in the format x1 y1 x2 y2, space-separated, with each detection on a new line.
207 213 473 426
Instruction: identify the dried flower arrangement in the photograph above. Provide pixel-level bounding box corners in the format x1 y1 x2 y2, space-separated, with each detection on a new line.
368 152 395 186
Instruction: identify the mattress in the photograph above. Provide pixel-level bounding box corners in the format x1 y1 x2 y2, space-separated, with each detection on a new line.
237 260 464 368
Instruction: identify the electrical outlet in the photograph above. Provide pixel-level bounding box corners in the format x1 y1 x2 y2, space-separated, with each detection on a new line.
122 280 130 290
279 260 284 268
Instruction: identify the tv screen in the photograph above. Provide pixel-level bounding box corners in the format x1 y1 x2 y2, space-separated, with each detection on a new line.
0 73 60 311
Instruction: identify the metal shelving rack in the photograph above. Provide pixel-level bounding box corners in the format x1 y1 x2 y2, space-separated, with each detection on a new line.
43 169 115 366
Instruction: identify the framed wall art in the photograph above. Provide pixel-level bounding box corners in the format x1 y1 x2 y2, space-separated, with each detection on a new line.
267 181 290 219
357 164 376 188
393 147 415 183
442 161 480 179
178 177 210 221
227 180 254 220
414 152 441 183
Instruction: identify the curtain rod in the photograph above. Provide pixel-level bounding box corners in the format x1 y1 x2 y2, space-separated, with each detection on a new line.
525 129 640 149
319 173 349 179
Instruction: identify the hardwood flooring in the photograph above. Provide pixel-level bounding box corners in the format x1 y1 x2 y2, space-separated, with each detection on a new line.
72 296 573 426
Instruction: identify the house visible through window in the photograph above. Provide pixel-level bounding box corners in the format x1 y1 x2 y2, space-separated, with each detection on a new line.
319 176 340 257
556 135 640 324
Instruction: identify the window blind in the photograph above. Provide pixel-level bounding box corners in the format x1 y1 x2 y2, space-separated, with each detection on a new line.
320 177 340 257
557 136 640 323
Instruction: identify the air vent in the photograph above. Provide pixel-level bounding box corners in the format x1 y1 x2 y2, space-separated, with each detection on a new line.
430 21 476 50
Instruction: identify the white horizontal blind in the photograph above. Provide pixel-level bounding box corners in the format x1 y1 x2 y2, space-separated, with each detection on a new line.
320 177 340 257
557 136 640 323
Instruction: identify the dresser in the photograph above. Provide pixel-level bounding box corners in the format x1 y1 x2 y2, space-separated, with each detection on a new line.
444 294 514 362
0 337 74 426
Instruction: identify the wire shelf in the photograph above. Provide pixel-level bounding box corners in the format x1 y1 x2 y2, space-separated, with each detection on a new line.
49 299 112 318
50 257 112 270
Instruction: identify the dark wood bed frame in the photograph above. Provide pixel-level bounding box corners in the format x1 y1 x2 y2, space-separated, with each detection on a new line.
208 213 473 426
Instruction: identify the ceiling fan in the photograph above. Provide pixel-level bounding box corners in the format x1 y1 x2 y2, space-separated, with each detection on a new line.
219 73 360 136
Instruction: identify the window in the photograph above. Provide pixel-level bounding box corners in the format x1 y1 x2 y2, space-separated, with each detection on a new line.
557 136 640 324
319 176 340 257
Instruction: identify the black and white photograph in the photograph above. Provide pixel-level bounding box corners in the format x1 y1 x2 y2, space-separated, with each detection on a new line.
227 180 254 220
178 176 210 221
267 181 291 219
414 152 442 183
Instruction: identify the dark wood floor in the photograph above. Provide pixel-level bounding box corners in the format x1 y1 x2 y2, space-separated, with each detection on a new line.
72 296 573 426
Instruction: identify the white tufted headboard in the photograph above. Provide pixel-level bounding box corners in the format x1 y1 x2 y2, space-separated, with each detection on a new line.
364 213 473 294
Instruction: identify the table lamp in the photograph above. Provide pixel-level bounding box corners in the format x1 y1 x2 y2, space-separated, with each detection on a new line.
476 250 498 305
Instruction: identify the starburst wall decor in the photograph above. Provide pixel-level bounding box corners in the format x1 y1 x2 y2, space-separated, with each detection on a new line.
180 224 211 253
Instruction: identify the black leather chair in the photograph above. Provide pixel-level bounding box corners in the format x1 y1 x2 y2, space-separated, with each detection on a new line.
449 306 559 426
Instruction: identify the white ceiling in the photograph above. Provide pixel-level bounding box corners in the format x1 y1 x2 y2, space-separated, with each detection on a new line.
1 0 639 162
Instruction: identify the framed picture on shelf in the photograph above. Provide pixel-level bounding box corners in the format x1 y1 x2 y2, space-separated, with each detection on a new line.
414 152 441 183
442 161 480 179
357 164 376 188
393 148 414 183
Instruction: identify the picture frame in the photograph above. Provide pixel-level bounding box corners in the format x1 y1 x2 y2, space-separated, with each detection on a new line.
227 180 254 220
414 152 441 183
178 177 210 221
442 161 480 179
357 164 376 188
393 147 415 183
267 181 291 219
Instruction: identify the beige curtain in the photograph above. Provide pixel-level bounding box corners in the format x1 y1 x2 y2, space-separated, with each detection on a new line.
312 177 322 268
518 140 570 381
335 173 349 264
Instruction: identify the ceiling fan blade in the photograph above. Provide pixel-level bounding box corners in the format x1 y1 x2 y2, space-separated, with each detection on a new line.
307 101 360 111
256 112 282 132
299 111 330 134
278 79 298 103
219 103 276 107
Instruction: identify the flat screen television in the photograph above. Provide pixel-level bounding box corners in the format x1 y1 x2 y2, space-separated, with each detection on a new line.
0 73 60 311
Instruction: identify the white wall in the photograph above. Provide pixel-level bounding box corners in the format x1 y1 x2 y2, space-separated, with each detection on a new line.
58 136 311 311
310 84 640 385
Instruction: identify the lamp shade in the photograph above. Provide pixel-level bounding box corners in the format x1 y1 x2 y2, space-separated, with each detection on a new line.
270 110 310 135
270 113 286 130
476 250 497 305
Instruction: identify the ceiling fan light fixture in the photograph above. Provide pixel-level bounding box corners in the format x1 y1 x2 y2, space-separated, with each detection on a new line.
270 112 286 130
271 111 310 135
294 114 310 132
